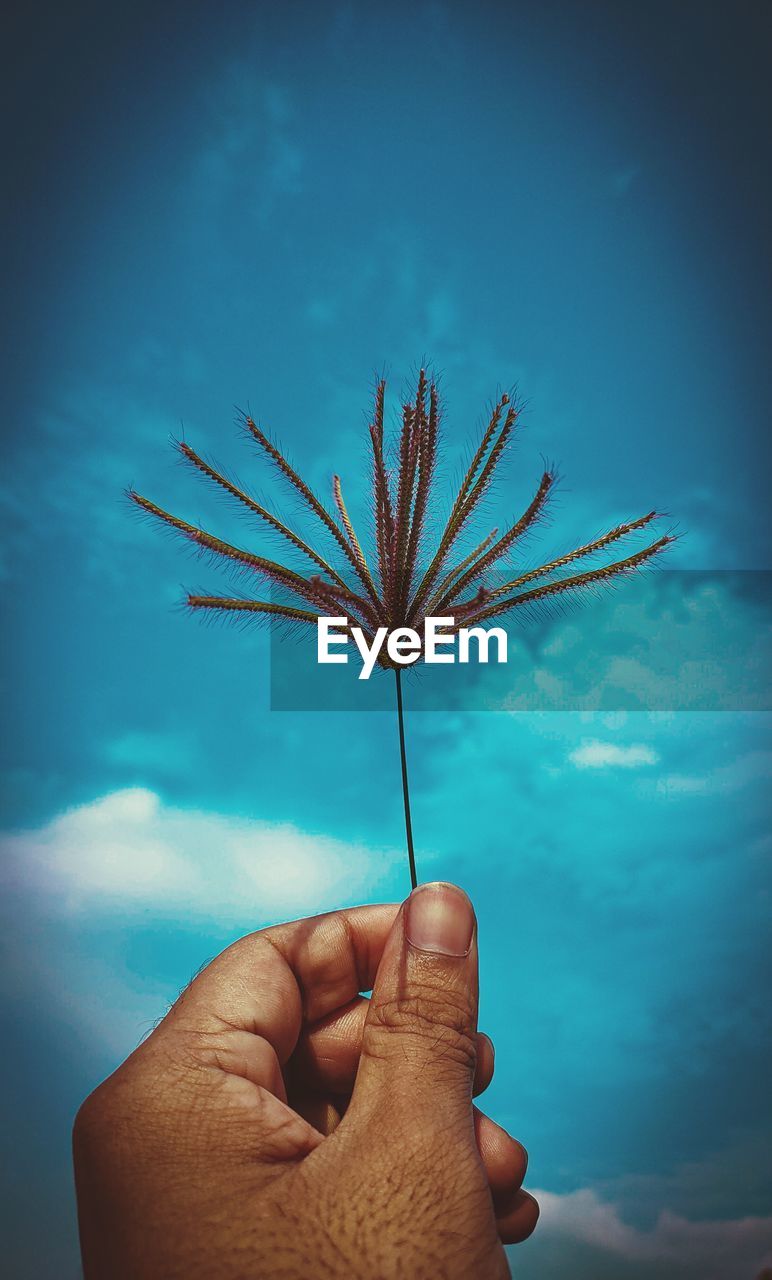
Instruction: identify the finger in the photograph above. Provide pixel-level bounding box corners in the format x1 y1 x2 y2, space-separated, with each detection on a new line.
351 882 479 1130
289 997 369 1092
494 1188 540 1245
264 903 399 1022
473 1109 528 1196
474 1032 495 1096
291 1095 344 1137
205 1027 287 1100
160 903 399 1066
292 996 495 1097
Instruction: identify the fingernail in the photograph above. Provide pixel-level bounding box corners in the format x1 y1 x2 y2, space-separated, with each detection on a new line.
405 882 474 957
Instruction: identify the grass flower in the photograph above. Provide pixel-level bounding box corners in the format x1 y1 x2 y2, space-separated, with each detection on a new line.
130 370 674 889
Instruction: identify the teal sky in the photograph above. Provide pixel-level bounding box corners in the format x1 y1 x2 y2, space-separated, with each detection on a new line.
1 2 771 1276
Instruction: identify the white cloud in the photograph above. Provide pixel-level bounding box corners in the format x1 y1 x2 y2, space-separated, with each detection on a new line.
0 789 398 923
569 740 659 770
533 1186 772 1276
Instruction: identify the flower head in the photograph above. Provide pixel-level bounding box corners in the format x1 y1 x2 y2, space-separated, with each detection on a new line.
130 370 673 668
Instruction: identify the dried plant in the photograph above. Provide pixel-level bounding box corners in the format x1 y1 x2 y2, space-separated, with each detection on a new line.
130 370 674 889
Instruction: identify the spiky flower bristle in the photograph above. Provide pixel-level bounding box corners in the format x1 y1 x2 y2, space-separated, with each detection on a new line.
131 371 674 667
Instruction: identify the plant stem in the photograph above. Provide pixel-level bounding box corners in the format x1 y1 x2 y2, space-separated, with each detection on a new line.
394 667 418 891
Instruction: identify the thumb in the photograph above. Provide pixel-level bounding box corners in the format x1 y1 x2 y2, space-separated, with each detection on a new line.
350 882 479 1127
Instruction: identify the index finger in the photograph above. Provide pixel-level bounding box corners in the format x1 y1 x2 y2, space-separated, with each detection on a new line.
164 902 400 1062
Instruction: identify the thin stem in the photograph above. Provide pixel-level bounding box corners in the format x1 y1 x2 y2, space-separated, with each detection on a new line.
394 667 417 891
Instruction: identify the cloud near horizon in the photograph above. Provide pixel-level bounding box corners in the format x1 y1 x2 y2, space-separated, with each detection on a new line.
521 1186 772 1280
0 788 401 924
2 789 770 1277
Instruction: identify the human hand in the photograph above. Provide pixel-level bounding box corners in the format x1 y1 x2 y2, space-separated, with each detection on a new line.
73 882 538 1278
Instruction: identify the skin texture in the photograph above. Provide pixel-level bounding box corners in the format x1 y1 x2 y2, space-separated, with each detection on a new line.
73 882 538 1278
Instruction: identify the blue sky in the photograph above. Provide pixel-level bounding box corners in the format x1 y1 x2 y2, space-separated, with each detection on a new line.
1 1 771 1276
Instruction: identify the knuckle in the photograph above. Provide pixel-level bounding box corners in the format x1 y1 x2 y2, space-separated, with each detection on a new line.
72 1090 102 1151
73 1053 181 1152
72 1078 122 1162
366 987 478 1073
